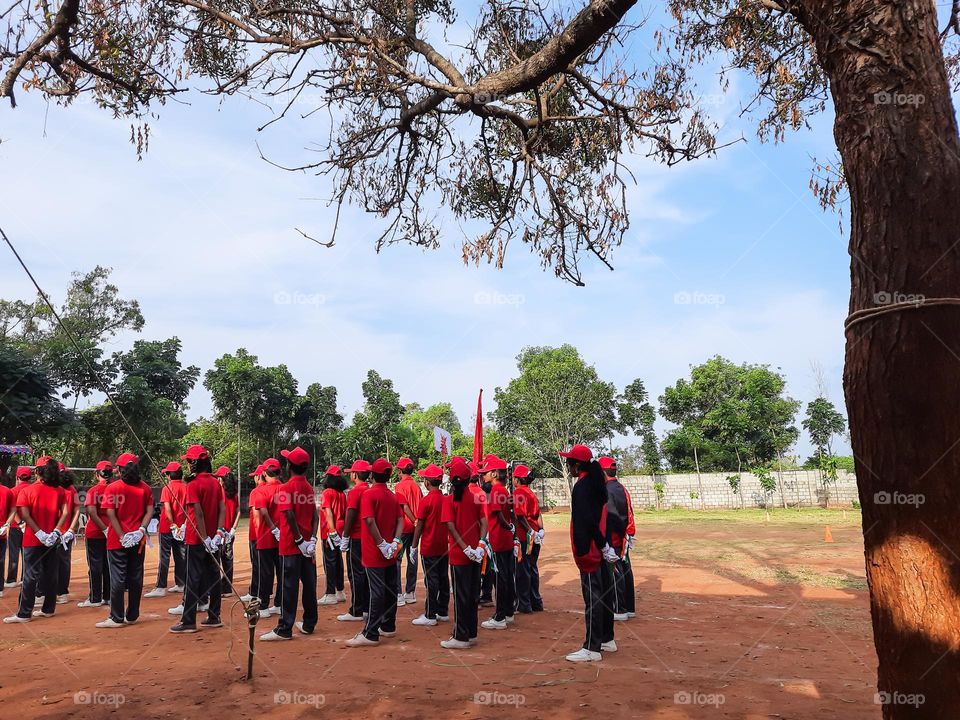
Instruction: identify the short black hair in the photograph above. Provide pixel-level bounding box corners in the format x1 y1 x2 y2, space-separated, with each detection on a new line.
325 473 348 492
189 457 213 475
372 470 390 484
288 462 309 476
355 471 371 481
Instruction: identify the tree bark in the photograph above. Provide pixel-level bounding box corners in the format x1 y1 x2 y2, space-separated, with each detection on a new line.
796 0 960 714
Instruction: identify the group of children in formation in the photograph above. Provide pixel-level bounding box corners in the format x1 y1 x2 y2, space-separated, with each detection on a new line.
0 442 636 662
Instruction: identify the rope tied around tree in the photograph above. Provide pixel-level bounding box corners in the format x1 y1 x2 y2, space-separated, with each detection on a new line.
844 298 960 332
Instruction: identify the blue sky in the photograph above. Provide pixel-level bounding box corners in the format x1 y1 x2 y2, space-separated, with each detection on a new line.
0 7 853 461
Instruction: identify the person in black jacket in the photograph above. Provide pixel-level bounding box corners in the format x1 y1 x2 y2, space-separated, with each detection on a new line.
561 444 619 662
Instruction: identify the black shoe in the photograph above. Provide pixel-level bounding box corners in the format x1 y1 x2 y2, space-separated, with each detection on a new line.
169 623 199 634
200 617 223 628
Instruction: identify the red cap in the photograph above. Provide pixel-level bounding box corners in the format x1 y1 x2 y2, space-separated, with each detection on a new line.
598 456 617 470
468 460 480 476
396 457 414 470
371 458 393 474
347 460 372 474
57 462 67 472
181 444 209 461
95 460 114 472
325 465 342 477
512 464 530 478
262 458 280 472
448 457 471 480
115 452 139 467
162 461 181 474
35 455 54 467
281 446 310 466
248 464 264 477
478 454 507 472
417 463 443 479
213 465 231 478
15 467 31 480
559 444 593 463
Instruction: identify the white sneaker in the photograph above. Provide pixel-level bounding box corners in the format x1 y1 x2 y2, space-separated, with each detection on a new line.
396 593 406 607
412 614 437 626
144 588 167 598
337 612 364 622
169 585 184 593
481 618 507 630
239 593 253 602
600 640 618 652
296 622 313 635
317 594 339 606
566 648 602 662
269 606 281 616
3 582 17 589
32 610 54 618
436 614 449 622
34 596 44 607
403 592 416 603
335 590 347 602
260 630 291 642
56 594 69 605
77 600 104 608
96 618 126 629
380 630 396 638
258 610 272 619
345 633 379 647
613 613 629 622
168 604 184 615
505 615 515 624
627 612 636 618
440 638 471 649
199 602 210 612
3 614 29 623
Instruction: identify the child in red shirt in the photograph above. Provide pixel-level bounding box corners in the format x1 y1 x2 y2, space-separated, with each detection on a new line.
55 466 81 603
479 454 515 630
338 460 371 622
410 464 449 626
512 464 545 613
3 466 33 588
440 457 487 649
392 457 422 604
346 458 403 646
79 460 114 607
318 465 347 605
215 466 240 597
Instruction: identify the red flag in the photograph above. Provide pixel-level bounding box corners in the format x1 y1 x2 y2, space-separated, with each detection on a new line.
473 389 483 464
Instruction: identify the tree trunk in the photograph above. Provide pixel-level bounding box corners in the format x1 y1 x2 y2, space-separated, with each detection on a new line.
693 446 704 510
797 0 960 714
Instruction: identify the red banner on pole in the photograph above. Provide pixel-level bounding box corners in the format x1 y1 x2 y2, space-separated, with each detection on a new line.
473 389 483 464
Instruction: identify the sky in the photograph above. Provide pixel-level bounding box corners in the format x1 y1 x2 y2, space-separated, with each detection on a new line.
0 5 853 461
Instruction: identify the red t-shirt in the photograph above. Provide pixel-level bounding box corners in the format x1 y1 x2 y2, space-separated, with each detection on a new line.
275 476 316 556
416 488 447 557
9 481 29 529
163 479 189 527
319 488 346 539
486 481 514 552
17 482 64 548
512 485 541 541
58 485 80 532
248 484 261 538
252 480 283 550
442 490 485 566
184 473 224 545
359 482 402 568
84 481 110 540
102 479 153 551
393 476 422 534
345 481 369 539
0 485 14 530
625 486 635 536
224 495 240 531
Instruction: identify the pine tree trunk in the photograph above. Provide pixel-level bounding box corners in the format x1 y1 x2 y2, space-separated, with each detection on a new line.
796 0 960 714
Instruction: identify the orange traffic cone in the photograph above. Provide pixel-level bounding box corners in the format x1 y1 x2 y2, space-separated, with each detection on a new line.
824 525 834 543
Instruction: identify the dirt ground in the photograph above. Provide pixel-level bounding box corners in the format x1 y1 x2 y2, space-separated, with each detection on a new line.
0 510 879 718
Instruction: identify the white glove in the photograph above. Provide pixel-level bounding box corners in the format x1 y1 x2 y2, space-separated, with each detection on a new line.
271 526 281 542
43 529 61 547
409 546 418 564
211 531 224 550
225 527 236 543
62 529 76 547
466 546 483 563
304 539 317 557
298 538 312 555
378 540 394 559
120 532 137 548
508 522 516 534
329 532 342 546
339 536 350 552
626 535 634 550
0 524 8 538
175 523 187 541
601 543 618 563
35 529 50 546
202 536 218 554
